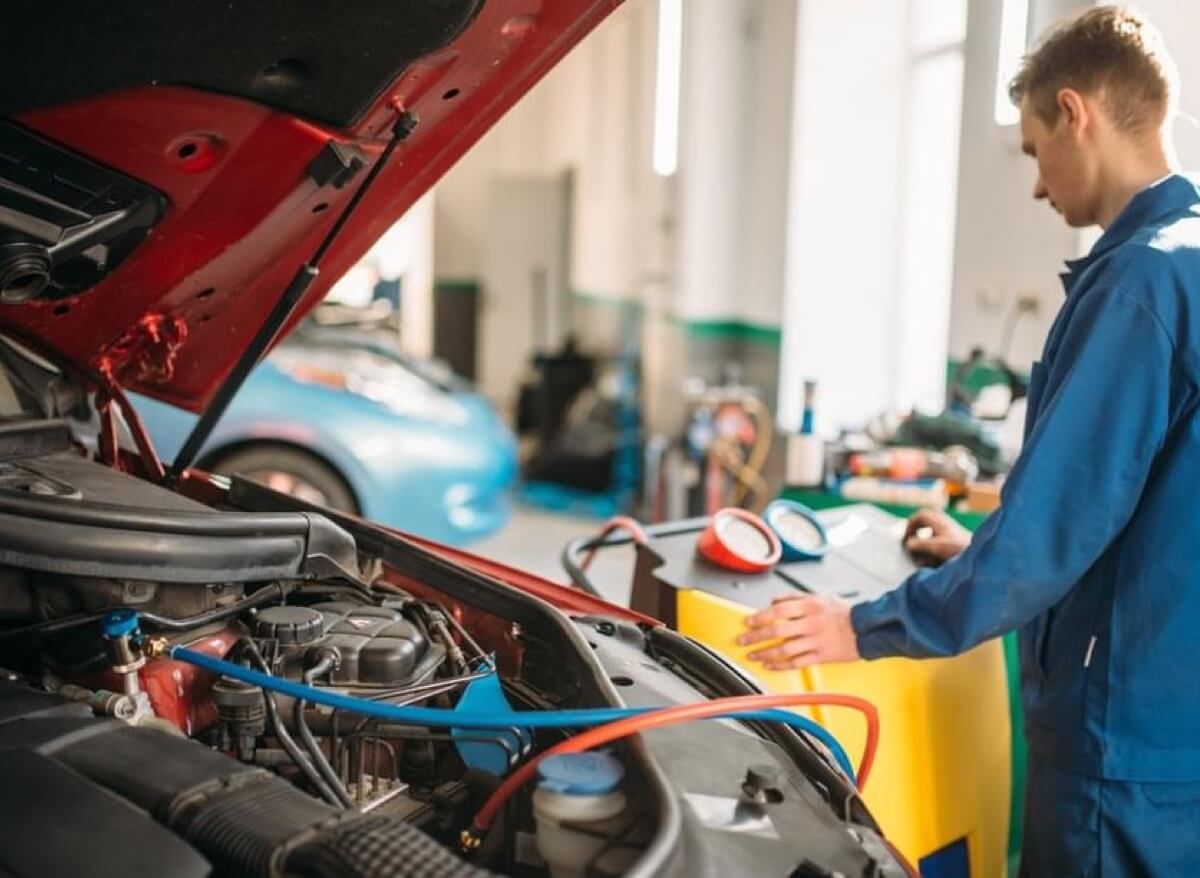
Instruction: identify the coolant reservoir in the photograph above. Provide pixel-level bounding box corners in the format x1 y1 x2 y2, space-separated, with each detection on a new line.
533 752 631 878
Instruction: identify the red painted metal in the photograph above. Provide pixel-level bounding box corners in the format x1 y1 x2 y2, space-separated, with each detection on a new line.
397 532 660 626
95 312 188 388
77 627 241 734
0 1 624 410
136 628 242 735
137 633 242 734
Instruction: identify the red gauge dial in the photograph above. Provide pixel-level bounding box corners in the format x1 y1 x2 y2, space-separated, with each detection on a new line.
696 508 782 573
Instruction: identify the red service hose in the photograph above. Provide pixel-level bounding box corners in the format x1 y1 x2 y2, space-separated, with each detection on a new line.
578 515 650 571
467 692 878 841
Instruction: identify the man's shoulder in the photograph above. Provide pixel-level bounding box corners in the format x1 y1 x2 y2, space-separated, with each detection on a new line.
1095 216 1200 293
1082 219 1200 356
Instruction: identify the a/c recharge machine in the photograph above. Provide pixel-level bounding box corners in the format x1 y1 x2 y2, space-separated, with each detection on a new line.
565 503 1011 878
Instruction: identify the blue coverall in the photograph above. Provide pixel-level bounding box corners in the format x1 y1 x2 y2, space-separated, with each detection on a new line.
851 174 1200 876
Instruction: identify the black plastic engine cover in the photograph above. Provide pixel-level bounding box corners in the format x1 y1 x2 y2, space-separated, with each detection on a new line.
304 601 441 686
0 685 213 878
0 680 488 878
0 749 211 878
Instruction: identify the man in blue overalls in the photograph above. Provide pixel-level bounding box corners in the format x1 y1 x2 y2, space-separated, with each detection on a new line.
741 7 1200 874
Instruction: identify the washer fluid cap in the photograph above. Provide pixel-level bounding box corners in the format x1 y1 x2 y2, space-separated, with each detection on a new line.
537 752 625 796
253 605 323 645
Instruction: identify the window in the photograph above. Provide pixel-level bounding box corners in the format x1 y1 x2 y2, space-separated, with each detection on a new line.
652 0 683 176
994 0 1030 126
778 0 968 434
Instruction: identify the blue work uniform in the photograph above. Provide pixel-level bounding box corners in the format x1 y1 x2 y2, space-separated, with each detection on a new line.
851 174 1200 875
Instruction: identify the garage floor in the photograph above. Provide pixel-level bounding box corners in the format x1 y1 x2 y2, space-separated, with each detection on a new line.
472 504 638 606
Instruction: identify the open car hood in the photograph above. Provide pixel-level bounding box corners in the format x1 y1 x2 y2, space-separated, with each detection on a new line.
0 1 618 411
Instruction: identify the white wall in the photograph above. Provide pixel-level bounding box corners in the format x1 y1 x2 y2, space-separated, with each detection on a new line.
477 177 571 408
434 0 985 437
570 0 666 301
778 0 966 434
434 0 663 302
435 0 802 426
948 0 1092 369
674 0 797 327
398 193 435 358
432 1 666 415
439 0 798 327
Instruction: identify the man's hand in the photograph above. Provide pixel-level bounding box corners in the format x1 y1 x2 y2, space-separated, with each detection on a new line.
737 596 859 670
903 508 971 567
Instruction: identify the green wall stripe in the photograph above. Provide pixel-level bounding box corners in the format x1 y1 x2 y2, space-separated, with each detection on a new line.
570 290 644 310
443 283 783 347
675 317 782 347
434 279 481 295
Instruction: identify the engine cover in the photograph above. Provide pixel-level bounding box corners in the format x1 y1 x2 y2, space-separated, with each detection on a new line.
260 601 444 687
0 680 489 878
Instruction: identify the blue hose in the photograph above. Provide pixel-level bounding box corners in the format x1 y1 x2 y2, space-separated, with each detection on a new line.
170 645 857 782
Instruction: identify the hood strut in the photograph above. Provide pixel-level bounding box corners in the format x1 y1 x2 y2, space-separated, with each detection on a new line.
166 111 418 485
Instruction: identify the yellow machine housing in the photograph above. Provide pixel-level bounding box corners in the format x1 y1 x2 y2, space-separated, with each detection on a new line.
627 506 1011 877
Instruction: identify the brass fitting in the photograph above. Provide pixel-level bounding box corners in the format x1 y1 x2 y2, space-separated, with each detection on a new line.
144 636 172 659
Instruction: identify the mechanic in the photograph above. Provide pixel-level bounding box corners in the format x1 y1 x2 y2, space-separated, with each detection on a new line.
740 7 1200 875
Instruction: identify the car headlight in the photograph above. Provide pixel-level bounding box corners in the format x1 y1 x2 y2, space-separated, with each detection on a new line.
271 346 471 427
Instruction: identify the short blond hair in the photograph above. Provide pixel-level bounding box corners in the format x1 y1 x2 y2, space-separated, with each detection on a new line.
1009 6 1177 132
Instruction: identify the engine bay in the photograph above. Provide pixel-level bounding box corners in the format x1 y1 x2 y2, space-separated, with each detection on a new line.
0 433 649 876
0 359 901 877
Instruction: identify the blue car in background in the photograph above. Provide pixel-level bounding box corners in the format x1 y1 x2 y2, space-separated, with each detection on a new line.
133 326 518 545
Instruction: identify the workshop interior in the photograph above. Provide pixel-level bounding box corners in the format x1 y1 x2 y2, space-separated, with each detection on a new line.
0 1 1191 877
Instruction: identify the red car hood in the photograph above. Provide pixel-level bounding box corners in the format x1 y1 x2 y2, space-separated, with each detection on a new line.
0 1 619 410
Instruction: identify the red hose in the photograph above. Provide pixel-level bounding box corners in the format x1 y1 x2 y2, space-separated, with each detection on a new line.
578 516 650 571
468 692 877 839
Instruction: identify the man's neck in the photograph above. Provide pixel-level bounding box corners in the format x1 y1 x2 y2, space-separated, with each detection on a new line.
1095 140 1176 228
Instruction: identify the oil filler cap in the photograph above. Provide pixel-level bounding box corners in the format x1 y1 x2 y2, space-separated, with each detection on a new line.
537 752 625 796
253 606 323 645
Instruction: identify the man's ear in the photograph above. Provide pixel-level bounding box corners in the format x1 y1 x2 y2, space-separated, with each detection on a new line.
1056 87 1090 138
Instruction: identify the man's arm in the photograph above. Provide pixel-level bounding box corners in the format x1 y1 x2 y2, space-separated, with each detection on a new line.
902 508 972 566
742 285 1175 667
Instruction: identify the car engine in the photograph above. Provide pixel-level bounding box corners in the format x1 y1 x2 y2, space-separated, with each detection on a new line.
0 425 559 876
0 399 902 878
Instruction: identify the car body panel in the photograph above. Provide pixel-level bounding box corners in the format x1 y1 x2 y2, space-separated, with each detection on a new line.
0 1 622 410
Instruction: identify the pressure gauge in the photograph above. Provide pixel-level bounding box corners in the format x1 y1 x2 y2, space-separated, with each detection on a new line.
764 499 829 562
696 508 782 573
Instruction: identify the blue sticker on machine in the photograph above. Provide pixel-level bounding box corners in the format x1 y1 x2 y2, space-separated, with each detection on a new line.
918 836 970 878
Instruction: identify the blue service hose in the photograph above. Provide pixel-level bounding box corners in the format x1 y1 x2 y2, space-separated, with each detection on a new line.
170 645 857 782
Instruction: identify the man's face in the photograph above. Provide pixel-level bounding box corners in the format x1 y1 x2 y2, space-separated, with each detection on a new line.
1020 94 1099 227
